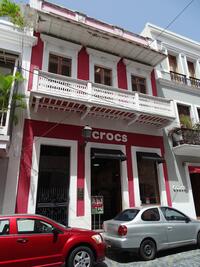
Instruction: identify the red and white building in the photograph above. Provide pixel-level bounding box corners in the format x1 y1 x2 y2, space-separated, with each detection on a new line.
1 0 177 229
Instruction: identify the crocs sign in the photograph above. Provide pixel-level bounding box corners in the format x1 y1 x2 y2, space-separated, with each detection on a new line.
92 131 128 143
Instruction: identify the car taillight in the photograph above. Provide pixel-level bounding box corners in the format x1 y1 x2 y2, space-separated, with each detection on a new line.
118 225 127 236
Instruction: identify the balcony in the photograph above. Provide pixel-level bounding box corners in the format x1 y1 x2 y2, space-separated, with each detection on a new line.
160 71 200 90
30 70 175 128
170 127 200 157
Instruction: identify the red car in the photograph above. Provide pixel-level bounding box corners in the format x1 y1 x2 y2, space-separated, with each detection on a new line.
0 214 105 267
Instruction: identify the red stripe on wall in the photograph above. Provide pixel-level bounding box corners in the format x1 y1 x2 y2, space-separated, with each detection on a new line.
162 162 172 207
151 69 158 96
126 146 135 207
28 32 44 91
117 58 128 90
15 120 34 213
77 143 85 216
77 47 89 80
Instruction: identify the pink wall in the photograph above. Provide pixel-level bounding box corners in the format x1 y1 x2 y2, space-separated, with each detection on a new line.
151 69 158 96
117 59 128 90
28 32 44 91
77 47 89 80
16 119 172 215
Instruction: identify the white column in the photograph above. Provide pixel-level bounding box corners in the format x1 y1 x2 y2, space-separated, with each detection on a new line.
195 59 200 79
178 53 187 75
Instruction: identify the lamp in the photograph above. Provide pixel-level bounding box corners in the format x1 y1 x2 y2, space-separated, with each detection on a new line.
82 125 92 147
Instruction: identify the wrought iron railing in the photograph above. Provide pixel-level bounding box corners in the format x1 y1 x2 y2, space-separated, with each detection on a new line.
170 71 187 85
162 71 200 89
171 127 200 146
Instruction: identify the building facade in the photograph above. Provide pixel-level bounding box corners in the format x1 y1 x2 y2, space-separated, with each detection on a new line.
0 14 36 214
142 23 200 219
2 0 177 229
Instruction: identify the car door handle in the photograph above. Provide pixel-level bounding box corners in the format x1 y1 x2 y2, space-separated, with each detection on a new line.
167 226 173 231
17 238 28 244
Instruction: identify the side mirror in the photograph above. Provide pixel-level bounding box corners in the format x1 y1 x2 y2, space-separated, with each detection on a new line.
185 217 190 223
52 227 60 236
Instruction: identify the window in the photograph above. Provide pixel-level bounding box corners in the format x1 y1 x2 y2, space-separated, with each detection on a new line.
0 220 9 235
17 219 54 234
48 54 71 77
0 50 16 75
198 108 200 121
137 152 160 205
187 61 195 78
131 75 146 94
114 209 139 221
168 54 178 73
177 104 192 128
161 207 188 221
141 208 160 221
94 66 112 86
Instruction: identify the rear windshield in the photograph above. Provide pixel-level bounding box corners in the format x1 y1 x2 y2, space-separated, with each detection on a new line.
114 209 139 221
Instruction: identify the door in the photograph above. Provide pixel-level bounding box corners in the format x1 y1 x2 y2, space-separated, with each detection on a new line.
160 207 196 248
36 145 70 225
190 173 200 218
91 149 123 229
12 218 66 266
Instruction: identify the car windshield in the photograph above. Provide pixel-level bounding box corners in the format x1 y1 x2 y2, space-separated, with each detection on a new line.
114 209 139 221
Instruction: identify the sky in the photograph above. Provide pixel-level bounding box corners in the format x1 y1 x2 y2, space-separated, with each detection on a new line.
17 0 200 42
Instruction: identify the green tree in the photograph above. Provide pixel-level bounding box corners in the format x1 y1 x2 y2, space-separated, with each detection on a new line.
0 72 26 125
0 0 25 28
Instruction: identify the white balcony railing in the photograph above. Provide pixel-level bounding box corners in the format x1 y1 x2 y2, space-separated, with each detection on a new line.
31 70 175 124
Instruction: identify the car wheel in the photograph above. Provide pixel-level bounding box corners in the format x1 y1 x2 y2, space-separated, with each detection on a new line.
139 239 156 261
66 246 94 267
197 232 200 248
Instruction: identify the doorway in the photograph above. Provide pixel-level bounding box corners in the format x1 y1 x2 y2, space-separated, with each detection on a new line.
36 145 70 225
190 173 200 218
91 151 122 229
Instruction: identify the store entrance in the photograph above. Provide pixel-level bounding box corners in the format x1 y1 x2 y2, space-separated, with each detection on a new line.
190 173 200 218
91 150 123 230
36 145 70 226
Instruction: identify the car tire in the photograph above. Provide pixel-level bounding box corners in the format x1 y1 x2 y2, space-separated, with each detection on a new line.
139 239 156 261
197 232 200 248
66 246 94 267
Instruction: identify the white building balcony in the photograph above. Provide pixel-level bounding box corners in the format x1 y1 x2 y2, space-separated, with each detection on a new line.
158 70 200 91
171 128 200 157
30 70 176 128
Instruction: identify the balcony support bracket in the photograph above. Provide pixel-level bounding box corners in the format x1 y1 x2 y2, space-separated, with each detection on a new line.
81 105 92 120
128 114 140 126
34 96 42 113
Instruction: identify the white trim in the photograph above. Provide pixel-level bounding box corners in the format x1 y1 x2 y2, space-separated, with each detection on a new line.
41 34 81 79
27 137 78 228
87 48 119 88
131 146 168 207
184 162 199 218
84 142 128 229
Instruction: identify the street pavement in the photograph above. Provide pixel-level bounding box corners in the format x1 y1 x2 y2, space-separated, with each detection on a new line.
96 246 200 267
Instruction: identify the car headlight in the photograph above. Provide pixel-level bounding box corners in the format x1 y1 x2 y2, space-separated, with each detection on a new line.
92 234 103 244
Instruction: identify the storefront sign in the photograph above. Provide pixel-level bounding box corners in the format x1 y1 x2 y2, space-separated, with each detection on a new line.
172 185 186 192
92 131 128 143
91 196 104 214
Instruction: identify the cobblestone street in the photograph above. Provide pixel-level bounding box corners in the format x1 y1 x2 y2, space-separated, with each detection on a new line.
96 246 200 267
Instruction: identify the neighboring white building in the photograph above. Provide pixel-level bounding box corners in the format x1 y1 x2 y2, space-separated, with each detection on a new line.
0 16 36 214
142 23 200 218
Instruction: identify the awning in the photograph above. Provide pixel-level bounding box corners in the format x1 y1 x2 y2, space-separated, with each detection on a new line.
137 152 165 164
188 166 200 174
91 148 127 161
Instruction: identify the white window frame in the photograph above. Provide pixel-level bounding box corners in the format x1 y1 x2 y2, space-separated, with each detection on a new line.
27 137 78 228
124 59 153 95
131 146 168 207
87 48 119 88
85 142 128 229
41 34 81 79
175 101 194 126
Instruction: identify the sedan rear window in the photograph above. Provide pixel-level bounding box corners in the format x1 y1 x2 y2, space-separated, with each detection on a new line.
114 209 139 221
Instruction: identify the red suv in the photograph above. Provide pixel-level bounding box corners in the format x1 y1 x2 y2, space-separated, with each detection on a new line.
0 214 105 267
